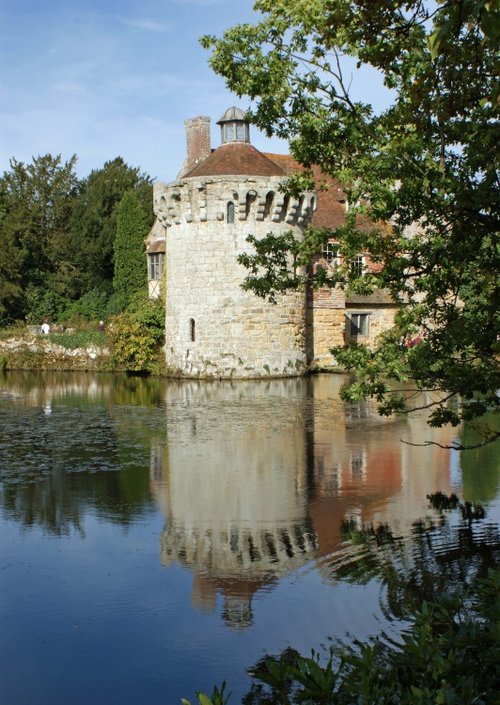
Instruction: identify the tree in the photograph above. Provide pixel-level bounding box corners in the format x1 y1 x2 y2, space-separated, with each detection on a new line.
0 154 79 322
0 188 23 322
201 1 500 441
113 190 149 310
68 157 153 298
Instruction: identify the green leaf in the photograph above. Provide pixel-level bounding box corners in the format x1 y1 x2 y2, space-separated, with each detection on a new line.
196 693 214 705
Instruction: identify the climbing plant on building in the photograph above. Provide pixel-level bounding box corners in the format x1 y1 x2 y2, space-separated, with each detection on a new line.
201 0 500 442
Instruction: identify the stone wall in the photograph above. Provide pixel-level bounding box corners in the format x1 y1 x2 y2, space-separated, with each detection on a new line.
345 304 398 348
309 307 345 368
0 335 109 371
150 172 401 378
308 286 346 368
157 175 315 378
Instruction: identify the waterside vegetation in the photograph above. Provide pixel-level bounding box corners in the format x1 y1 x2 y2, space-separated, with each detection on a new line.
0 153 166 374
184 493 500 705
0 154 154 328
0 295 165 375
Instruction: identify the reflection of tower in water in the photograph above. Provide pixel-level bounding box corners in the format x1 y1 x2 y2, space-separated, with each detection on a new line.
150 376 456 629
153 379 320 629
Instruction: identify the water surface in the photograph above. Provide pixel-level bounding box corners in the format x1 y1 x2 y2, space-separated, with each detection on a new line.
0 371 498 705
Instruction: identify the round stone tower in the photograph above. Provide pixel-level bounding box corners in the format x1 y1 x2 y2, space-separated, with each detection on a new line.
154 108 316 378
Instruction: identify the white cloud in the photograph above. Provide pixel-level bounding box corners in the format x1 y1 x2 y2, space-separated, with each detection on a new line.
120 17 171 32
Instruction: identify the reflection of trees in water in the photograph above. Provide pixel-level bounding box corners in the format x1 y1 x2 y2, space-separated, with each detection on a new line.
324 492 499 620
2 465 85 536
240 495 500 705
0 369 166 408
0 372 167 534
1 463 155 535
459 412 500 502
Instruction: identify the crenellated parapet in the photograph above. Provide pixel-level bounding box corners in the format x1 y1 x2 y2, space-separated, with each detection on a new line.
160 521 318 578
153 176 316 229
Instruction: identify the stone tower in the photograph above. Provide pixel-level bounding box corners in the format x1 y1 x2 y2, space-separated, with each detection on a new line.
153 107 316 378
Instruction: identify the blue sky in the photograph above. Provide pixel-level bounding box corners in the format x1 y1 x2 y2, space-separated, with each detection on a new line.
0 0 389 183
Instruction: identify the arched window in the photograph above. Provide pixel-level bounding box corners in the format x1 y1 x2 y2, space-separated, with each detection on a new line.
227 201 235 223
189 318 195 342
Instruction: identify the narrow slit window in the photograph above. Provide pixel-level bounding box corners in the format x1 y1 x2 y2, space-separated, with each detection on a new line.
189 318 196 342
227 201 235 223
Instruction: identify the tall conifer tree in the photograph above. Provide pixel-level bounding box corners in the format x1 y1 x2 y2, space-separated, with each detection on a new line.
113 191 149 311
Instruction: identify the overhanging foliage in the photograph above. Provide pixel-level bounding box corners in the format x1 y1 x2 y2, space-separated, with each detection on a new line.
202 0 500 437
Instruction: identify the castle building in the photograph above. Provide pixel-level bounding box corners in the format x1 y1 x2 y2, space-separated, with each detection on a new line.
147 108 398 378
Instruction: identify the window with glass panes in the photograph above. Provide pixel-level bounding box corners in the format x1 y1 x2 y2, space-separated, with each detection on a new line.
322 242 339 264
350 255 365 276
148 253 164 280
349 313 369 336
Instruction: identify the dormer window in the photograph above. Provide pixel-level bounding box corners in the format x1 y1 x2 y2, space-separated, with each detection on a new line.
217 106 250 144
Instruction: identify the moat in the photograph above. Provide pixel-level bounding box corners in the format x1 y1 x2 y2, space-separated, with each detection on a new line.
0 371 498 705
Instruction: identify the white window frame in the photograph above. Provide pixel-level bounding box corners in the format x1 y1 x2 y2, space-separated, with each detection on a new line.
322 242 340 265
350 255 365 277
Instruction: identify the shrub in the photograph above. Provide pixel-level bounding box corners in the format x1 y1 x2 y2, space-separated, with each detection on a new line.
48 331 107 351
59 289 110 323
24 285 65 325
107 296 165 374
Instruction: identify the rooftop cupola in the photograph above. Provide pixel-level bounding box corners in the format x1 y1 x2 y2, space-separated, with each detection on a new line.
217 106 250 145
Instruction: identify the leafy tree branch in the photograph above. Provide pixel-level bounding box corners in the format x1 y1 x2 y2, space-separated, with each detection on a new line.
202 0 500 432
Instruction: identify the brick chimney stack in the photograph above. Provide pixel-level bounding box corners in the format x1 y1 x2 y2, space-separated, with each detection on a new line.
177 116 211 178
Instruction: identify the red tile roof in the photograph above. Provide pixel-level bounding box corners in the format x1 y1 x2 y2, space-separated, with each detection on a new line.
183 142 349 231
184 142 285 178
